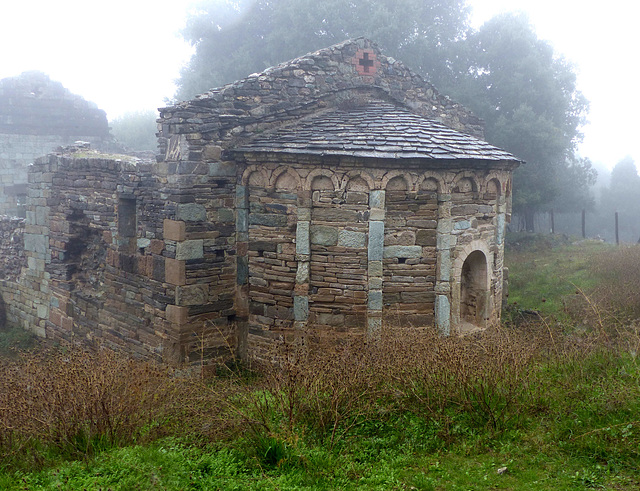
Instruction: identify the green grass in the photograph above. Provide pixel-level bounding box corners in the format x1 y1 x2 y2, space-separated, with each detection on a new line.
505 233 610 316
0 323 37 359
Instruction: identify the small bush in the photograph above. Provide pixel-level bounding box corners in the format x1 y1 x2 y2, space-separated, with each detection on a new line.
592 245 640 317
0 347 214 465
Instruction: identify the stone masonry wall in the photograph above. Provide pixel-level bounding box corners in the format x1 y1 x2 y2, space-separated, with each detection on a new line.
235 152 512 359
0 216 25 329
12 148 179 360
0 216 25 281
156 38 489 359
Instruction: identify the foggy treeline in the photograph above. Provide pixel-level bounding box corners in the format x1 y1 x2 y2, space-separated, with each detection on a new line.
514 156 640 243
108 0 635 237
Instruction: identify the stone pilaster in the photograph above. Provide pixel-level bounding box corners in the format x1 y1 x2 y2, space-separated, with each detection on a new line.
435 193 453 335
494 195 508 315
367 190 385 336
235 184 249 358
294 205 311 327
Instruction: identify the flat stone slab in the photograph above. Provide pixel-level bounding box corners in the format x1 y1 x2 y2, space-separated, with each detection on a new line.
383 245 422 259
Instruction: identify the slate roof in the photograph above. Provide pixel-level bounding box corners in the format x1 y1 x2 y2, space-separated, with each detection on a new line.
234 102 521 163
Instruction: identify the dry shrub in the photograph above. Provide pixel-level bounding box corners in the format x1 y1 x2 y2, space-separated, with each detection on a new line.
247 339 385 449
0 346 217 462
378 326 544 432
557 245 640 356
233 324 548 460
591 245 640 318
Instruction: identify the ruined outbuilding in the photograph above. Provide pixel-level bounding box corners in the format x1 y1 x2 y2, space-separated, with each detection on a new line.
1 39 521 363
0 71 111 217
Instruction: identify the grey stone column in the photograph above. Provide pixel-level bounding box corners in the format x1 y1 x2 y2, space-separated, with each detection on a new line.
294 205 311 328
435 193 454 335
235 184 249 359
367 190 385 336
494 195 507 313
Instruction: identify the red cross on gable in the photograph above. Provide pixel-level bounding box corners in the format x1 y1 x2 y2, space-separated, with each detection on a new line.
353 49 380 77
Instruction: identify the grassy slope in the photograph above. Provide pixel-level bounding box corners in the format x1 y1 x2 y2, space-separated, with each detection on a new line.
1 234 640 490
504 233 608 315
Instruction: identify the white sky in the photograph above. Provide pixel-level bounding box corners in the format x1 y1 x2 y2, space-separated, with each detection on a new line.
0 0 637 170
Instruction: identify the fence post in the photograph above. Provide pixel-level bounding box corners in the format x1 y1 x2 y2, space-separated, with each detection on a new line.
550 209 555 234
581 209 586 239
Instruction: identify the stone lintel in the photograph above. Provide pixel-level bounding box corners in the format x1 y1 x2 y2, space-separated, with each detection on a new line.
383 245 422 259
176 203 207 222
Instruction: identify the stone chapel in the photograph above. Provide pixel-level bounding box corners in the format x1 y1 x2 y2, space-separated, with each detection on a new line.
1 38 521 363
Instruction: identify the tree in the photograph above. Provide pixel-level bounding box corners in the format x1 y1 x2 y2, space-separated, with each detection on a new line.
177 6 592 232
110 110 158 152
442 13 589 231
599 156 640 242
177 0 470 100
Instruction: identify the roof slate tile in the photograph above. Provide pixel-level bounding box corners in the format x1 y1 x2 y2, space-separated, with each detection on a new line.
233 102 521 163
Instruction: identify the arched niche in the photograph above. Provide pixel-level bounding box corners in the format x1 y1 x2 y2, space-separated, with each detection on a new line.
460 250 488 327
385 175 409 203
308 170 339 204
310 175 335 191
272 167 301 192
451 241 493 332
485 178 501 200
346 175 370 192
420 177 439 193
344 175 370 206
452 176 477 194
242 165 269 188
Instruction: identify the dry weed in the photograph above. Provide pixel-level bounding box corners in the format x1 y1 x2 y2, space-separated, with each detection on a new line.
0 346 230 463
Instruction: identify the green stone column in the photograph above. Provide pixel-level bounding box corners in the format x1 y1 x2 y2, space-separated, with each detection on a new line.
435 193 454 335
367 190 385 336
294 204 311 328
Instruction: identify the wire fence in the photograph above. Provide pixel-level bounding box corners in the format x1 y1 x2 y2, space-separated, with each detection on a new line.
510 210 640 244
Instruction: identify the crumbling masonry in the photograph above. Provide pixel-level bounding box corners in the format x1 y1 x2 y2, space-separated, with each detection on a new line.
0 39 520 363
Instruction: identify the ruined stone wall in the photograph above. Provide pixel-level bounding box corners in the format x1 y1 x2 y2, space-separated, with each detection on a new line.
0 72 112 217
0 216 25 328
9 149 176 359
0 216 25 281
